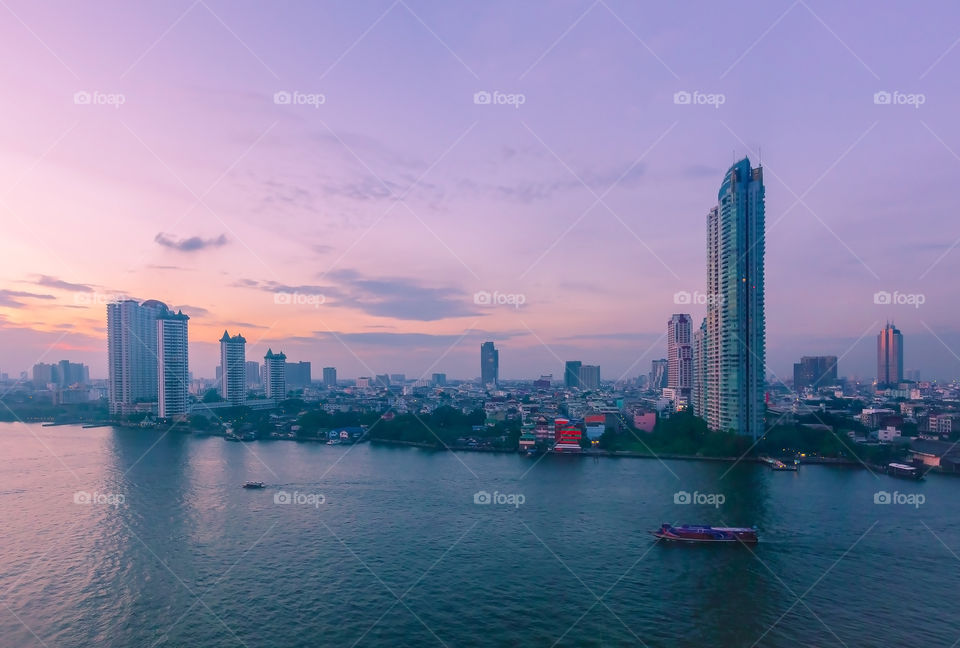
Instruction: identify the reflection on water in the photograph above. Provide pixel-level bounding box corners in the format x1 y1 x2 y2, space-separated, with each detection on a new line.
1 423 958 647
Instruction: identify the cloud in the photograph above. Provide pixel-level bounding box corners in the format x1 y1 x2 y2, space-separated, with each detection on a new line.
325 269 481 321
31 275 95 291
0 290 56 307
463 163 646 204
155 232 229 252
171 304 210 317
313 331 471 348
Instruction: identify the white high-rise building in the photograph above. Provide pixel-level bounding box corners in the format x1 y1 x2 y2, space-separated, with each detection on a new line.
157 310 190 418
264 349 286 400
107 299 167 414
219 331 246 406
667 314 693 404
702 158 766 438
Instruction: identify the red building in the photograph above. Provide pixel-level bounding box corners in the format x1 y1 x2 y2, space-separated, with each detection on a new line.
554 418 582 453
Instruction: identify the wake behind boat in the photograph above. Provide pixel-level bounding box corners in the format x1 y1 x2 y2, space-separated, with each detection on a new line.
651 524 758 544
242 481 265 489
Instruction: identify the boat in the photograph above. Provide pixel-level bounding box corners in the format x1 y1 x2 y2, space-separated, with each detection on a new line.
760 456 799 471
242 481 265 489
887 462 924 480
650 524 758 544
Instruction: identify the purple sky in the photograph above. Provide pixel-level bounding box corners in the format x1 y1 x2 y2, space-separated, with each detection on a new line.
1 0 959 382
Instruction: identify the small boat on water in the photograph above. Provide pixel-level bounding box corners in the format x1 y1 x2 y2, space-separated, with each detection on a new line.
242 481 265 489
761 456 799 471
651 524 758 544
887 462 924 481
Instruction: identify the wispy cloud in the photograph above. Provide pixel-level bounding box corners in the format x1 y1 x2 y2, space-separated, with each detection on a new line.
155 232 229 252
0 290 56 307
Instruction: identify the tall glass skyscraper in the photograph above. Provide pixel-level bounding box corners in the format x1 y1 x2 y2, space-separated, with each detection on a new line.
107 299 167 415
703 158 766 438
480 341 499 386
877 323 903 387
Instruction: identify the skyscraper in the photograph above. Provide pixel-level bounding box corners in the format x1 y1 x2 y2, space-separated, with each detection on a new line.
649 359 668 392
285 361 311 389
157 309 190 418
702 158 766 438
323 367 337 387
793 356 838 391
667 314 693 402
107 299 167 414
877 323 903 387
432 373 447 386
564 360 582 389
264 349 287 400
245 361 261 387
480 341 499 386
219 331 246 405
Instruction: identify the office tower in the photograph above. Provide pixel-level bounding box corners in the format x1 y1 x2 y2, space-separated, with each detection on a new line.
667 314 693 401
219 331 247 405
649 359 668 391
481 341 499 386
432 373 447 387
285 361 311 389
877 323 903 387
264 349 287 400
375 374 391 388
157 309 190 418
245 361 261 387
792 356 838 391
702 158 766 438
692 319 707 417
564 361 582 389
578 365 601 390
32 363 56 387
107 299 167 414
323 367 337 387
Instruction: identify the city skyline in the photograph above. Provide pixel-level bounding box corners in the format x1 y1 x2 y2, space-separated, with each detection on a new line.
2 2 959 383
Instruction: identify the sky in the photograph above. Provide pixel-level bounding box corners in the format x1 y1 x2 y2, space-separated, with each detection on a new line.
1 0 959 383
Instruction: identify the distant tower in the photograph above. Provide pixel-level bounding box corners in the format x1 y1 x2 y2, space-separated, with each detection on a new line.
157 309 190 418
877 323 903 387
264 349 287 400
323 366 337 387
219 331 246 405
480 341 499 386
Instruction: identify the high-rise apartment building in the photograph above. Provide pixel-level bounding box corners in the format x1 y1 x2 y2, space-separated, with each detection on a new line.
264 349 287 400
877 323 903 387
285 361 311 389
692 319 707 417
432 373 447 387
667 314 693 402
157 309 190 418
323 367 337 387
793 356 838 392
701 158 766 438
107 299 167 414
578 365 601 390
245 361 261 387
481 342 499 386
649 359 668 392
219 331 247 405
